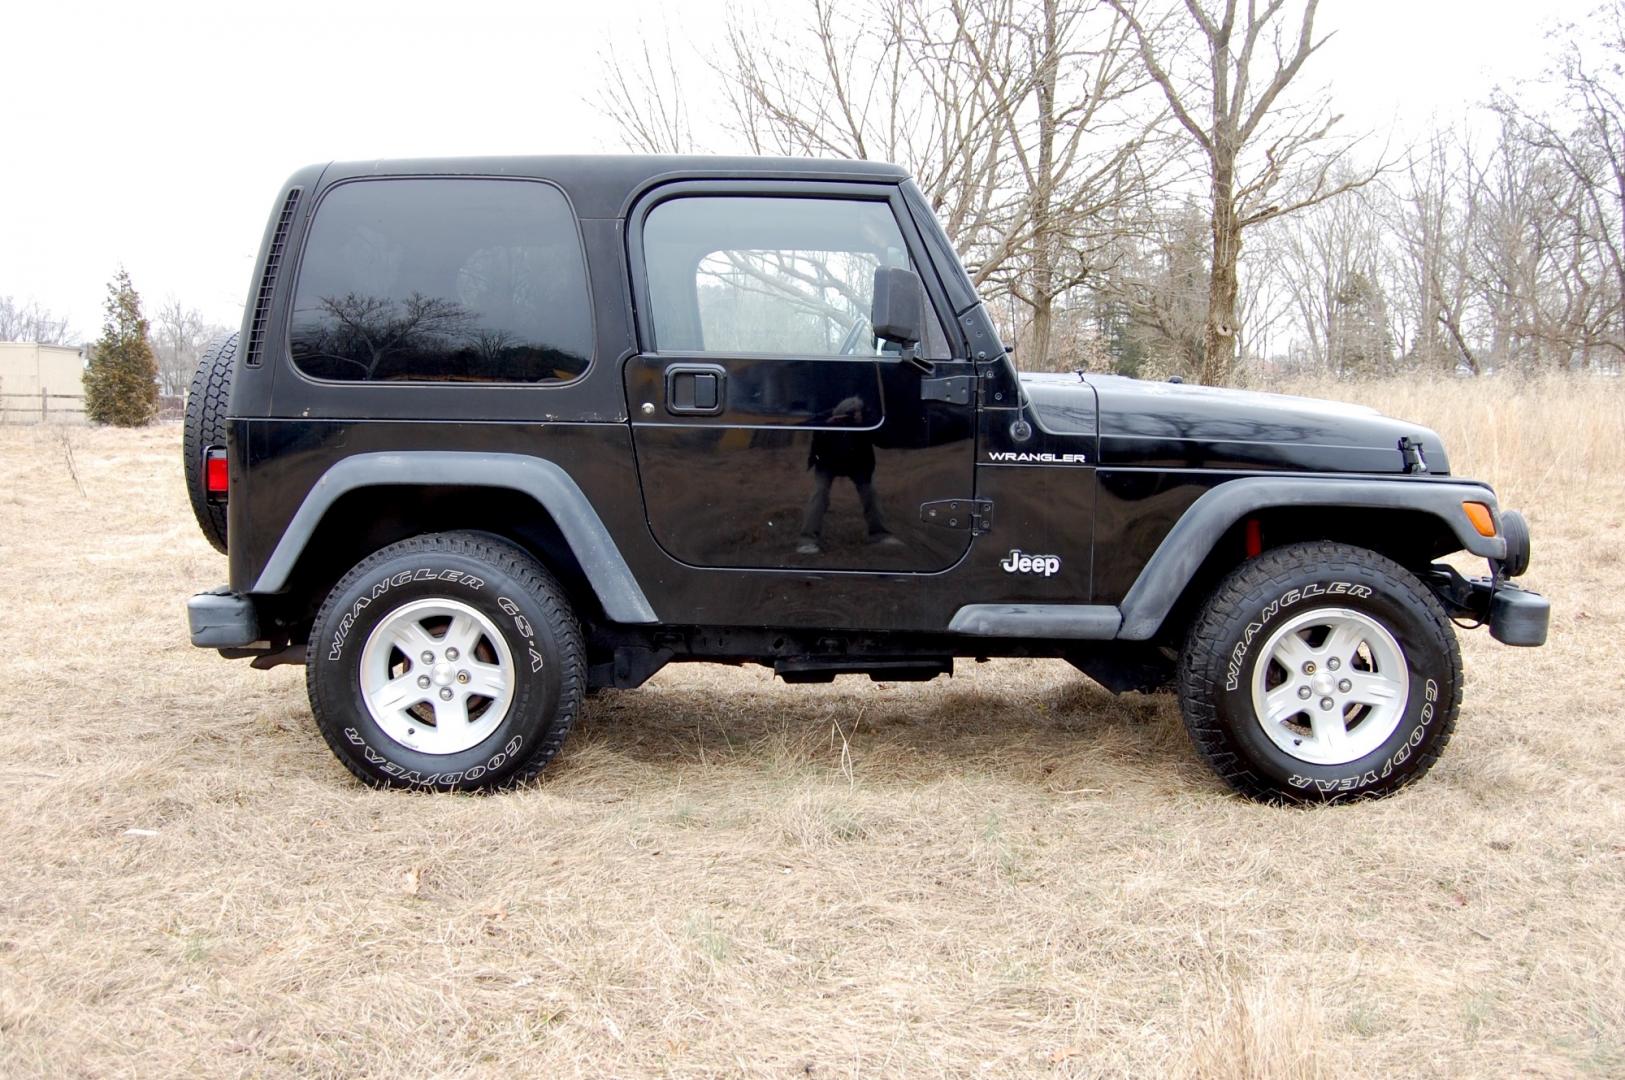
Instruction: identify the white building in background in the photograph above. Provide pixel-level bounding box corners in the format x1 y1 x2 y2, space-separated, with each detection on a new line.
0 342 86 423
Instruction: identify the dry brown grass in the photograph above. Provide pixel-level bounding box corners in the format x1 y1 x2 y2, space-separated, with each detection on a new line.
1 376 1622 1078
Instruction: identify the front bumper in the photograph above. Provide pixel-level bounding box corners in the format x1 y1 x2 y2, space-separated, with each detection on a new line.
1426 567 1550 647
187 587 260 649
1487 581 1550 646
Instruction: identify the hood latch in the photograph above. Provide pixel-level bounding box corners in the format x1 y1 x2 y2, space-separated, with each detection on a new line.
1399 437 1429 474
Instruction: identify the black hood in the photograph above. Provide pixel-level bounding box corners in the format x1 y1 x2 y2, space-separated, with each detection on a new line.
1019 372 1449 475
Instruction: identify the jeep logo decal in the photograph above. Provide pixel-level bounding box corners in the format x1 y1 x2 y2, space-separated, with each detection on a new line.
1000 549 1061 576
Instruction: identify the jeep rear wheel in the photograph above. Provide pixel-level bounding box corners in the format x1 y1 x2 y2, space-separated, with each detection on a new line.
1178 541 1461 803
306 532 583 790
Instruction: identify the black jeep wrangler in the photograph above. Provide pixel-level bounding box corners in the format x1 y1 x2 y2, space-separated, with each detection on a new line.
184 155 1548 801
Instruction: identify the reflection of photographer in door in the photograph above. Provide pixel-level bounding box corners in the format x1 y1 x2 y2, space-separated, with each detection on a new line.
796 395 900 555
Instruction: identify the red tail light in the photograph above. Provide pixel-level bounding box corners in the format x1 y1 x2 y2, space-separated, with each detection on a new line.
204 448 229 501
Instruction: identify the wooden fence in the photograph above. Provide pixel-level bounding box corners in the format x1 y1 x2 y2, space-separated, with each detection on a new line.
0 391 87 424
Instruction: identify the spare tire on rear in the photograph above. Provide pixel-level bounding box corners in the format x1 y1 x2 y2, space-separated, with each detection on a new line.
183 332 238 554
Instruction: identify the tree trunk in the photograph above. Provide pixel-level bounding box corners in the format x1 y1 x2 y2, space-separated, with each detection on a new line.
1614 158 1625 354
1027 0 1059 369
1202 165 1241 385
1027 293 1054 370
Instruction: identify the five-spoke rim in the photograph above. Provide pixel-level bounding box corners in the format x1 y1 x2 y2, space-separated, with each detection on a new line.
1249 607 1409 766
359 599 514 755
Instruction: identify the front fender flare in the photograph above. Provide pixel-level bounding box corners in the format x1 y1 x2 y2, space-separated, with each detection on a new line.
250 451 658 625
1115 476 1505 641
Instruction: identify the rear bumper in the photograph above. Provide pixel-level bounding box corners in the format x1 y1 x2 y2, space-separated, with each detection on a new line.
187 587 261 648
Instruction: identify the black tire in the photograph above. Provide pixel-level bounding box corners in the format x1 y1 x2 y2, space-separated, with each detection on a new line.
1178 541 1461 803
183 332 237 554
306 532 584 791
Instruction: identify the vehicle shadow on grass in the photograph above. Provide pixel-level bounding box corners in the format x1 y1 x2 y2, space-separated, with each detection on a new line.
551 667 1200 793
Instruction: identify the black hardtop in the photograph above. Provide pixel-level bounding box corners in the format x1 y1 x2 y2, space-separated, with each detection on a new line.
312 155 912 218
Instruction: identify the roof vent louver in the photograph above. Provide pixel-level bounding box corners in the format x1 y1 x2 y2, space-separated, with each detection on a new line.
244 187 301 367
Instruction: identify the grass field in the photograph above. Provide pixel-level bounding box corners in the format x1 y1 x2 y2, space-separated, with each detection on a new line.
1 377 1622 1077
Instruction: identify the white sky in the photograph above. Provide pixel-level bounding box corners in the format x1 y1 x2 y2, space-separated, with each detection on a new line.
0 0 1601 339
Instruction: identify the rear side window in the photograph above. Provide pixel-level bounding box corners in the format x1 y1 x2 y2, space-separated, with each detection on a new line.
289 178 592 383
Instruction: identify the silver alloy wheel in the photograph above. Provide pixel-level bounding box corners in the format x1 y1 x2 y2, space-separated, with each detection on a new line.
1249 607 1410 766
358 598 515 755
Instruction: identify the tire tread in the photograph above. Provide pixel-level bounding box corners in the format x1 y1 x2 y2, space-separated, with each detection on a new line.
182 332 237 554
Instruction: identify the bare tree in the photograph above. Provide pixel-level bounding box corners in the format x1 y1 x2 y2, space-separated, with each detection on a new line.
600 30 697 154
1488 4 1625 369
1233 214 1306 372
606 0 1162 368
1269 173 1389 373
1111 203 1209 374
964 0 1165 364
151 298 225 396
0 294 73 344
1457 113 1569 373
1383 109 1613 378
1386 134 1472 372
597 0 1625 381
309 293 472 380
1108 0 1381 384
712 0 1020 288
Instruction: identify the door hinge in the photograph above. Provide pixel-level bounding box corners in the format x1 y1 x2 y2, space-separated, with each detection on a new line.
920 498 993 534
920 374 975 405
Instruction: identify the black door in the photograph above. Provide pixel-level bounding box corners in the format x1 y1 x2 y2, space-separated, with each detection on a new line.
625 187 976 572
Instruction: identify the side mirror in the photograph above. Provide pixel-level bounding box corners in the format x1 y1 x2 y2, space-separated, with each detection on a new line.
871 266 924 349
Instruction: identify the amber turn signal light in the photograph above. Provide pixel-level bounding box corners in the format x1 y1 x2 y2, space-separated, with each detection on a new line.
1462 501 1496 537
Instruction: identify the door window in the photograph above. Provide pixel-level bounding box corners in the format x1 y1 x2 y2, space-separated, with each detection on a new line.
642 195 950 359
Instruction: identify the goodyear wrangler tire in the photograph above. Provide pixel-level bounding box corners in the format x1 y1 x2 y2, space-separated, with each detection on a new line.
306 532 584 791
1178 541 1461 803
183 332 238 554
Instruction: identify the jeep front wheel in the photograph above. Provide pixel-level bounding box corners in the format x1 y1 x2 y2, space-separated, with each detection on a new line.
306 532 583 790
1178 541 1461 803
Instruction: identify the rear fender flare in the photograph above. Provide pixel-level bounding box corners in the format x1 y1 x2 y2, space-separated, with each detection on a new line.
1116 476 1505 641
251 451 658 625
